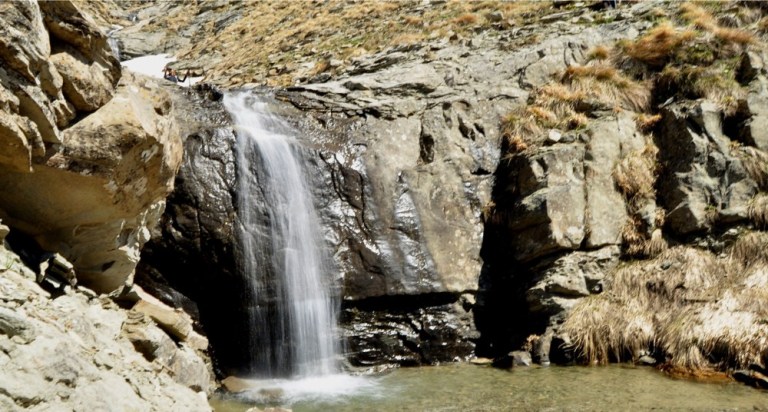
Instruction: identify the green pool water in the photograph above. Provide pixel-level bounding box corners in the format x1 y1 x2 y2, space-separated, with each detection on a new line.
210 363 768 411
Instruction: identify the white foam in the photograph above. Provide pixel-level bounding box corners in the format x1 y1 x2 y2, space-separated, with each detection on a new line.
121 53 204 87
237 374 379 404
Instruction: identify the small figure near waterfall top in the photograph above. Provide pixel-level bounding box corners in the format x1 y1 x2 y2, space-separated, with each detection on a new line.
163 66 189 83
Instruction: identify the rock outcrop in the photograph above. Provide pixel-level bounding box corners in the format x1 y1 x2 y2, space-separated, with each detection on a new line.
0 0 181 293
0 228 211 411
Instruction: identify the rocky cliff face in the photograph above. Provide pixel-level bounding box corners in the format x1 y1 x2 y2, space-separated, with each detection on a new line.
130 0 666 372
34 0 767 384
0 223 211 411
0 0 181 294
0 1 213 409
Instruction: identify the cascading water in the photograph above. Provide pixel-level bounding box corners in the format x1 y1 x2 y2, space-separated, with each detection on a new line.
224 92 339 379
107 28 121 61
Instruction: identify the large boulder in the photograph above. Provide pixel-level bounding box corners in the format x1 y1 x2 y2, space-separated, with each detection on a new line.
0 0 172 293
0 73 181 293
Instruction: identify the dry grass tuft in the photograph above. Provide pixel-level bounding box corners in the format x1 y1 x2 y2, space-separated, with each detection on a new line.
748 194 768 230
657 65 745 113
714 27 755 45
621 23 697 69
506 134 529 154
679 3 717 31
391 33 425 46
679 3 754 45
635 113 662 134
587 45 611 61
561 63 651 112
759 16 768 34
729 232 768 269
403 15 423 26
645 228 668 257
613 144 659 204
453 13 479 26
565 236 768 372
502 61 650 154
735 146 768 191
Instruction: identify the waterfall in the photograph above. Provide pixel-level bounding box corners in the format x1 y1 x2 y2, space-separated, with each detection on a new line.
224 92 339 379
107 28 121 61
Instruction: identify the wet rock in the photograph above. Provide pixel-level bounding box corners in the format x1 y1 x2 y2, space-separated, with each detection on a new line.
733 369 768 389
342 295 477 367
136 4 663 370
494 350 532 368
222 376 253 393
470 357 493 365
134 86 248 373
637 355 656 365
510 350 533 367
534 332 553 366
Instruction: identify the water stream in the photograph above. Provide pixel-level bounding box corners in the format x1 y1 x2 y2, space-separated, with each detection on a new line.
211 363 768 411
225 92 339 378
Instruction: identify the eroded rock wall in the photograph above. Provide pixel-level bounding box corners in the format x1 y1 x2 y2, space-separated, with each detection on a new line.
0 0 181 294
0 224 211 411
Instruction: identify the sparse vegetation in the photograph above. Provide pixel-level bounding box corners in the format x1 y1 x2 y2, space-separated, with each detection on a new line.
748 194 768 230
586 45 610 62
635 113 662 133
735 146 768 191
130 0 552 87
564 235 768 370
613 144 659 206
452 13 479 26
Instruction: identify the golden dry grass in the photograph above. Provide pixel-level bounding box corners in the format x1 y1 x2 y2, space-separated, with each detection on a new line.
564 236 768 371
561 63 651 112
657 65 745 113
502 60 651 152
391 33 425 46
714 27 755 45
735 146 768 191
759 16 768 34
748 194 768 230
131 0 551 87
621 23 697 69
679 3 717 31
453 13 479 26
587 45 611 62
613 144 659 204
403 15 423 26
635 113 662 134
679 3 755 45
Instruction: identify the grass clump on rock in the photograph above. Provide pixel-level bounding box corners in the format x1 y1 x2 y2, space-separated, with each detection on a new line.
563 233 768 373
501 63 649 154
